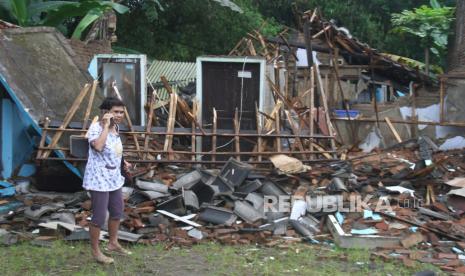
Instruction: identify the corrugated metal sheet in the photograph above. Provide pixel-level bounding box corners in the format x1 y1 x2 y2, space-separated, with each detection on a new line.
146 60 196 104
147 60 196 87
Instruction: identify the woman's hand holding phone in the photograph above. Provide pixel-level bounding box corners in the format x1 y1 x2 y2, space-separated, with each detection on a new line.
102 112 114 128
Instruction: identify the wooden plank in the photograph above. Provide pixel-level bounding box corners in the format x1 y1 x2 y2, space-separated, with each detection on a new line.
312 25 331 40
212 107 217 162
440 78 445 123
275 107 281 152
124 107 143 159
314 63 337 155
264 100 283 130
36 117 50 159
82 80 98 130
191 102 197 162
246 39 257 56
164 92 177 160
384 117 402 143
42 83 90 158
303 18 313 67
284 110 307 159
85 116 99 138
310 142 333 159
255 30 270 60
256 105 262 162
42 126 335 138
112 83 143 159
330 50 356 143
143 90 156 160
309 66 315 159
161 75 193 126
234 108 240 161
157 210 201 227
39 147 336 156
229 37 245 55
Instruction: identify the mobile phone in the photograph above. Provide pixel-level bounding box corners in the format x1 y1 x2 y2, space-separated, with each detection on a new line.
103 110 115 127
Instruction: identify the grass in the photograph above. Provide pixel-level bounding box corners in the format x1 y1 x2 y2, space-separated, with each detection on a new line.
0 240 444 276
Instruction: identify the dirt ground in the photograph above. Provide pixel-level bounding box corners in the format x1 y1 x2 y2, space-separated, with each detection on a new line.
1 240 443 276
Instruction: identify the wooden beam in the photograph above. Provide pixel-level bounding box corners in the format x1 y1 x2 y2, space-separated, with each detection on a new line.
275 107 281 152
191 102 197 162
314 63 337 156
36 117 50 159
256 105 262 162
284 110 307 160
42 83 90 158
212 107 217 162
309 66 315 159
234 108 241 161
82 80 98 130
384 117 402 143
164 92 177 160
143 90 156 160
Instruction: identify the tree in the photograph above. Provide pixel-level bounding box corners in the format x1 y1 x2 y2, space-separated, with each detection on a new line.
253 0 434 62
391 0 455 75
0 0 130 40
41 0 130 39
116 0 281 60
0 0 76 26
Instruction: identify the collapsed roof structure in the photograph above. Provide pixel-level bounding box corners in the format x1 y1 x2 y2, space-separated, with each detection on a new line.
1 9 465 273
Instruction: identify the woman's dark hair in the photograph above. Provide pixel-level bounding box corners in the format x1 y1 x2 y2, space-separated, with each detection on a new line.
99 97 125 110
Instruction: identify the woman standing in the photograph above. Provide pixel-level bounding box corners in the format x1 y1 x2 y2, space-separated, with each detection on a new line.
83 97 131 264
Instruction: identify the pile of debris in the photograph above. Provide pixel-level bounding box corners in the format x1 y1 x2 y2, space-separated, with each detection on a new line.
2 135 465 272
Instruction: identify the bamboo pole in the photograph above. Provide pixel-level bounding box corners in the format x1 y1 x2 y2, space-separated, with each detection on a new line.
212 107 217 163
42 83 91 158
82 80 98 130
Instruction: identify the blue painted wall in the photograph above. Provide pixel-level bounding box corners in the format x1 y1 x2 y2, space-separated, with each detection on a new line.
0 75 82 179
1 97 35 179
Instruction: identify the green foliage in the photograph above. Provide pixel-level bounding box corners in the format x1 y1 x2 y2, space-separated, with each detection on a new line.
391 2 455 57
0 0 129 39
67 1 129 39
253 0 452 63
116 0 282 61
0 0 77 26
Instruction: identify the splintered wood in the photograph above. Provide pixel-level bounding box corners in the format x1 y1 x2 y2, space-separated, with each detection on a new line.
37 27 339 168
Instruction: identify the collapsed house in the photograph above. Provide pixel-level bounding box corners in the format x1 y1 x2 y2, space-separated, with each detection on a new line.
1 9 465 273
246 13 465 151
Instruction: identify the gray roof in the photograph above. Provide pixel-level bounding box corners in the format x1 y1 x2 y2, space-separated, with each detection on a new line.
0 27 99 122
147 60 196 86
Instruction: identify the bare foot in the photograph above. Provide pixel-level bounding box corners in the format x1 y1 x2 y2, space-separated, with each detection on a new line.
106 242 132 255
93 252 114 264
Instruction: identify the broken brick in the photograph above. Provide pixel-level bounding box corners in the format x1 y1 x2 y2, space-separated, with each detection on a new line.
432 202 449 213
457 242 465 250
445 259 462 267
456 266 465 273
437 253 457 259
134 206 155 214
427 232 440 246
440 266 456 272
409 251 429 260
402 257 415 268
375 221 389 231
401 232 424 248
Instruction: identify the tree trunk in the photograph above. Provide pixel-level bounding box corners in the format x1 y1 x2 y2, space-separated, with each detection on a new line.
424 47 430 75
447 0 465 72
